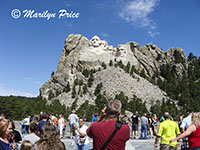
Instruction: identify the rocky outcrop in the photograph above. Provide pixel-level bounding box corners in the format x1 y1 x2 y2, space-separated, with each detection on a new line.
40 34 188 111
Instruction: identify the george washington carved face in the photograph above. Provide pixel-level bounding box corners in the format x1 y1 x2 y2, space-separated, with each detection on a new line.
117 45 127 57
91 35 101 47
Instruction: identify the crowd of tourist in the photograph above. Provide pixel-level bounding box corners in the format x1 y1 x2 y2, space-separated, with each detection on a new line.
0 112 66 150
1 101 200 150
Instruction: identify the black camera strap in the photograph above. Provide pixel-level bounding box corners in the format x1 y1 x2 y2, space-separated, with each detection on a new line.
100 121 122 150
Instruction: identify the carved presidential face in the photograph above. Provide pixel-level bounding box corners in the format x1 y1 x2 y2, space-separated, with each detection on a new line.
101 40 108 49
91 36 101 47
117 45 127 57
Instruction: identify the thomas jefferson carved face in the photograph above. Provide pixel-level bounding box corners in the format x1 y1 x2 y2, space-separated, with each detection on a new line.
91 36 101 47
101 40 108 50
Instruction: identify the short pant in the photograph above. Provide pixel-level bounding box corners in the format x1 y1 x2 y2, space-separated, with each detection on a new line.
160 144 177 150
132 124 138 131
70 122 79 132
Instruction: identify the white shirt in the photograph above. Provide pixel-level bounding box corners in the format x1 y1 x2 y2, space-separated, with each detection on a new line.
75 124 89 145
23 134 40 144
68 114 78 124
58 118 65 128
180 115 192 130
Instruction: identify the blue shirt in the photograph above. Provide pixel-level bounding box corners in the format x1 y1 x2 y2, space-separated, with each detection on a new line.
180 115 192 130
141 116 148 125
0 140 11 150
38 120 48 132
92 116 98 122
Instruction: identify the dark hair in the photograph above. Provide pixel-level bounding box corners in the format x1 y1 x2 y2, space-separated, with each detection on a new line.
36 123 65 150
40 113 48 120
20 140 33 150
30 123 38 133
10 120 15 129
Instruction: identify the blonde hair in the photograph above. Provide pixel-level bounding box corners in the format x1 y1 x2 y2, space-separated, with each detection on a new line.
32 115 39 124
0 119 8 138
192 112 200 126
20 140 33 150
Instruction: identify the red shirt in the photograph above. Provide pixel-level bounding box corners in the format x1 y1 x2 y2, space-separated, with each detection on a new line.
86 120 130 150
188 124 200 148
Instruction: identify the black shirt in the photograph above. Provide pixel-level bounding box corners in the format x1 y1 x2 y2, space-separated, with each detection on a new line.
131 115 139 124
8 130 22 143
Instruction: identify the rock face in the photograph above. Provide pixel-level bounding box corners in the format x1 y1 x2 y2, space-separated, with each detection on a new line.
40 34 188 111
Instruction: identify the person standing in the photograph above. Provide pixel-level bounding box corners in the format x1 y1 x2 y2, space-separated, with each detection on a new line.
180 110 192 149
23 123 40 145
38 113 48 134
58 114 65 139
36 123 66 150
86 99 130 150
153 114 158 135
154 112 180 150
180 110 192 132
140 113 148 139
92 113 98 122
147 114 154 139
24 116 30 134
131 111 140 139
170 112 200 150
68 111 79 138
74 118 89 150
21 117 26 135
0 119 13 150
8 120 22 144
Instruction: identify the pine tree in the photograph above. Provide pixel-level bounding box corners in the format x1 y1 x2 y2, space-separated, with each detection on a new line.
64 82 71 93
102 62 107 69
109 60 113 66
51 71 55 78
72 85 76 98
78 85 82 96
74 78 79 86
117 60 124 69
82 69 89 78
83 84 88 94
48 90 54 100
88 73 94 87
140 69 146 78
94 83 103 96
125 62 130 73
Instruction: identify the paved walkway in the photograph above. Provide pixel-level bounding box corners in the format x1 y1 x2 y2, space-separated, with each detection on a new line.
16 121 156 149
61 137 155 150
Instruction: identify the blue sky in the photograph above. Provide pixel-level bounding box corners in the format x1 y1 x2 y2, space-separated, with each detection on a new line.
0 0 200 97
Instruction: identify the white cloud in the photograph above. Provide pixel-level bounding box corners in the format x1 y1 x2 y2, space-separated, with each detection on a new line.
148 31 160 37
64 2 71 7
0 86 37 97
67 22 73 27
102 33 109 38
118 0 160 37
24 76 41 85
33 81 41 85
25 77 32 81
97 3 106 9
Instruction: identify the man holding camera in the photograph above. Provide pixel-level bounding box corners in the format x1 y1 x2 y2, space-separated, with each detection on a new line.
86 99 130 150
